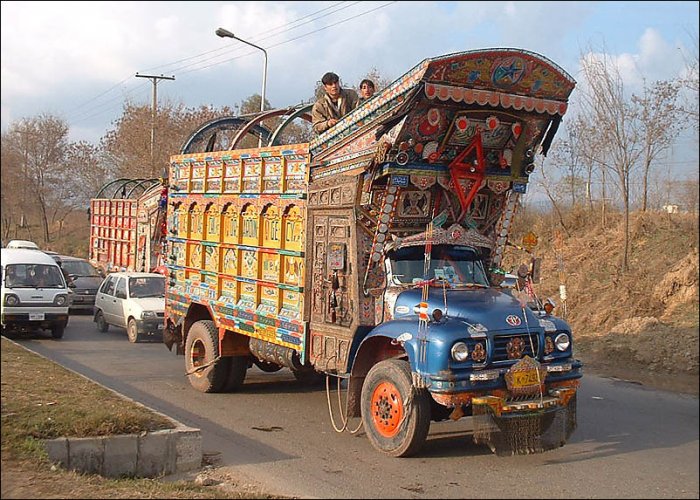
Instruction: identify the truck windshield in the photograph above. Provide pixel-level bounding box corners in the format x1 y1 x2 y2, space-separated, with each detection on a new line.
388 245 489 287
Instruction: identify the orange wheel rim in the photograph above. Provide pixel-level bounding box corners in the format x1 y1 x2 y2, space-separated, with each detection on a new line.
371 381 403 437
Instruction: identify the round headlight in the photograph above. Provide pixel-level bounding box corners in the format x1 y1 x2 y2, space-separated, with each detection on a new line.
554 333 570 351
55 295 67 306
451 341 469 362
5 294 19 306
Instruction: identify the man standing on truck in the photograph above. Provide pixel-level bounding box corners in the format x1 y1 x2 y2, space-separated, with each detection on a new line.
312 72 359 134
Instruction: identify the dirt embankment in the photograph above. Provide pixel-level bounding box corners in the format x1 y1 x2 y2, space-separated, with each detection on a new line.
506 209 699 394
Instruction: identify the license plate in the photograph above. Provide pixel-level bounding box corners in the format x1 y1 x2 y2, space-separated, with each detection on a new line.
511 369 541 388
29 313 45 321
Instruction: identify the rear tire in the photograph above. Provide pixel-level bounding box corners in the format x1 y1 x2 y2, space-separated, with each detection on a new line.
185 320 230 393
361 359 430 457
127 318 140 343
95 311 109 332
223 355 249 392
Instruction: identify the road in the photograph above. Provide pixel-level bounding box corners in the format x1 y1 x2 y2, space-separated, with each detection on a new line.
9 315 699 499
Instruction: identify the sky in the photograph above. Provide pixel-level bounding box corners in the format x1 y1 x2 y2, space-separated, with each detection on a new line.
1 1 698 180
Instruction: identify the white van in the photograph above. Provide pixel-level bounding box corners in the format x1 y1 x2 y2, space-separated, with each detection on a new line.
6 240 40 250
1 248 71 338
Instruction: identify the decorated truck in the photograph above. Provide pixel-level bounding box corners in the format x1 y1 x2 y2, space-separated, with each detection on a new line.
163 48 582 457
89 179 168 274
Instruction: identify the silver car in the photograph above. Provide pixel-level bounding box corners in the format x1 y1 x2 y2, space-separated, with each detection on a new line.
93 272 165 342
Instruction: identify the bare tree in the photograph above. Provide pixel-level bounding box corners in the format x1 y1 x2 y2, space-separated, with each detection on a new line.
577 48 644 272
632 79 684 211
1 115 70 246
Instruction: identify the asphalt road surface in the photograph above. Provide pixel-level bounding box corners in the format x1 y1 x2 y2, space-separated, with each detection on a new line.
7 315 699 499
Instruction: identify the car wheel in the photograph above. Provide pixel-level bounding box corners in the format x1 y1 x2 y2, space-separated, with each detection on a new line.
184 320 231 393
127 318 140 343
51 324 65 339
361 359 431 457
95 310 109 332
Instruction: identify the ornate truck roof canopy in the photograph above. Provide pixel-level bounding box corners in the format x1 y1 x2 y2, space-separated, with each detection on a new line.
310 48 576 181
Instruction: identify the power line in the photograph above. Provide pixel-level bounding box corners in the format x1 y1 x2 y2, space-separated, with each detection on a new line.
65 1 356 118
177 1 397 76
62 1 398 125
141 1 354 74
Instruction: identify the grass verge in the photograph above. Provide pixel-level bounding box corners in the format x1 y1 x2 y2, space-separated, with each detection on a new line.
0 336 277 499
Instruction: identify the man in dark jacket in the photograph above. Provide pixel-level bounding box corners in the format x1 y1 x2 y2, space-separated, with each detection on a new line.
312 72 359 135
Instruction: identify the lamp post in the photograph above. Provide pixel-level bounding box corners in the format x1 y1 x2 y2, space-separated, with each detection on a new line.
216 27 267 147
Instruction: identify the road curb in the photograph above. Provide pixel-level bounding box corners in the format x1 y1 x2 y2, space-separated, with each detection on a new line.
4 337 202 479
45 424 202 478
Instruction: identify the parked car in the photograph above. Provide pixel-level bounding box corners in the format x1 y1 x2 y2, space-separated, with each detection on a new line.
6 240 40 250
93 272 165 342
55 256 104 313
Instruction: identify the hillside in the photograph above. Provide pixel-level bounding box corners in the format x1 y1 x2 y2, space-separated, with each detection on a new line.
505 208 699 394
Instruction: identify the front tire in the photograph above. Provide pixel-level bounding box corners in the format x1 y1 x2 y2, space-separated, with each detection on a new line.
127 319 140 343
361 359 430 457
51 324 65 339
185 320 230 393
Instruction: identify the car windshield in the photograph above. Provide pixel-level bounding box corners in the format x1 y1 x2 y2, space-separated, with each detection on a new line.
128 277 165 298
388 245 489 287
62 260 100 277
4 264 65 288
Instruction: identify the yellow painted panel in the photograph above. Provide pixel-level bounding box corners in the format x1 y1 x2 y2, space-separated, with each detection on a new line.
187 242 202 269
239 249 258 279
221 247 238 275
282 256 304 286
223 159 241 193
241 204 259 246
219 277 237 301
282 205 304 251
261 205 281 248
204 205 220 242
261 253 281 282
203 245 219 273
189 205 203 240
280 289 303 321
238 281 257 309
222 206 239 244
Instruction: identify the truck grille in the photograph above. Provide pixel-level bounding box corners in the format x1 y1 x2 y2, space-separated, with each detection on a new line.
492 333 539 362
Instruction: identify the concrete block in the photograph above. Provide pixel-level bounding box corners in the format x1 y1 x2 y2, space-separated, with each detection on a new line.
69 437 105 475
45 437 69 467
103 434 138 478
174 428 202 472
137 431 176 477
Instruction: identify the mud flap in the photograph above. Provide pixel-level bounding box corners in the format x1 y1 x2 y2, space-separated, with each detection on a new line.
472 395 577 456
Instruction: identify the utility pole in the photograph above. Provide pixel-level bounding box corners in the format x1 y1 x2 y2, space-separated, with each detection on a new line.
135 73 175 176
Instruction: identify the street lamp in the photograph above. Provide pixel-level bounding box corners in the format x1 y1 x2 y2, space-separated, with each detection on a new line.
216 27 268 147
